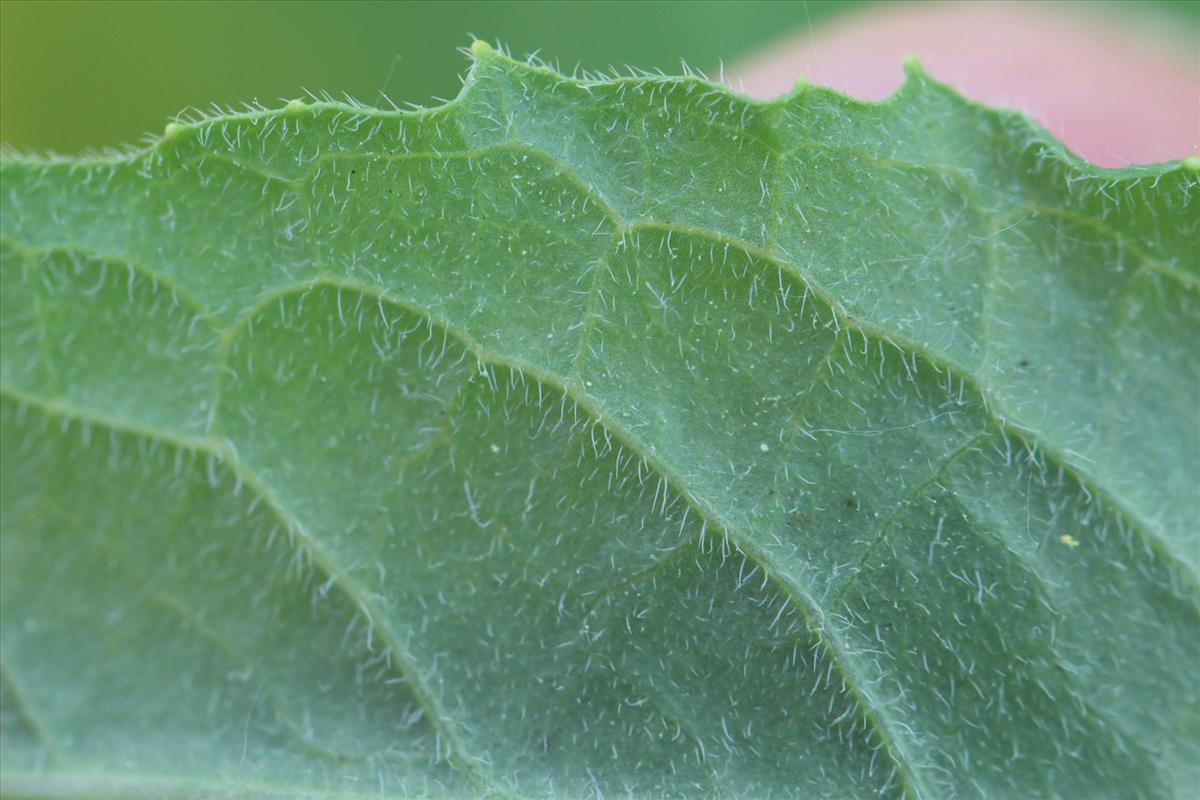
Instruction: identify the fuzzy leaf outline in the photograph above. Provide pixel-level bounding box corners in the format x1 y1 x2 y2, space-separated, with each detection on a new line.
1 40 1198 800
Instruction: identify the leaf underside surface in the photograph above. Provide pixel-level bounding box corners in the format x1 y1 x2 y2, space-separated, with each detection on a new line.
1 44 1198 800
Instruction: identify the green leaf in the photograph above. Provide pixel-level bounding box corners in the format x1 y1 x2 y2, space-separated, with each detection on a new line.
2 43 1197 799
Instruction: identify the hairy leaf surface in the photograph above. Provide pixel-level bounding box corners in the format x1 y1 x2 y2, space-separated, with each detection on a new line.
1 44 1198 800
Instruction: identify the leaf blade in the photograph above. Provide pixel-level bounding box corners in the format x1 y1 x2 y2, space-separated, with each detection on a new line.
2 48 1197 799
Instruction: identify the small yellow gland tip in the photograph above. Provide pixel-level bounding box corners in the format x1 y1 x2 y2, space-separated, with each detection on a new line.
162 122 183 141
1184 155 1200 171
470 39 493 58
286 98 308 115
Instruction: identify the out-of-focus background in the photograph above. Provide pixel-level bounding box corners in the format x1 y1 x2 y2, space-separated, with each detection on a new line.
0 0 860 152
2 0 1197 156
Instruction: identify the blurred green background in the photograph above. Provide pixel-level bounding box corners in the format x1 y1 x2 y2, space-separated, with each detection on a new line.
2 0 1197 154
1 0 862 153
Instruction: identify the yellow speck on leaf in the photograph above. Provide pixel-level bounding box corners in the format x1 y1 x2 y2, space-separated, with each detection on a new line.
1059 534 1080 549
